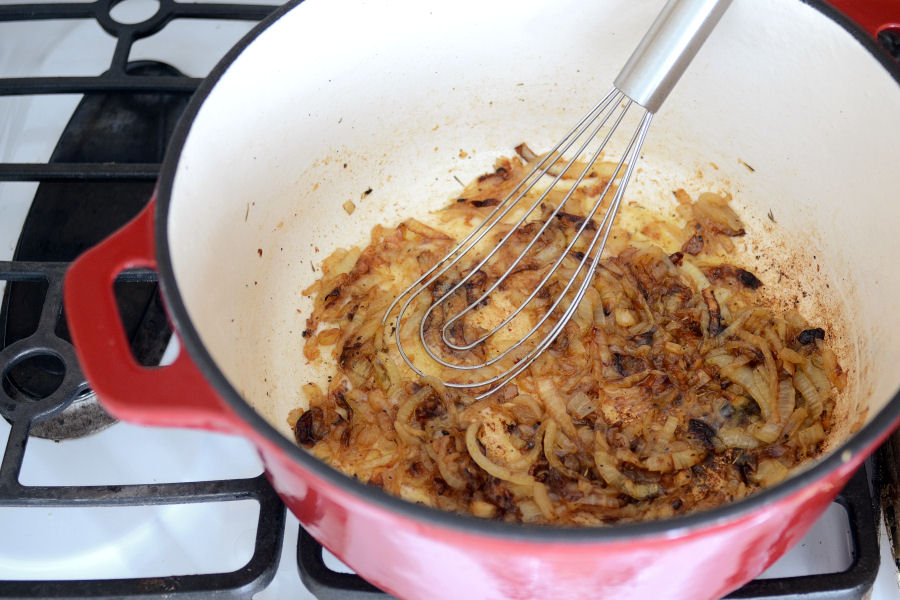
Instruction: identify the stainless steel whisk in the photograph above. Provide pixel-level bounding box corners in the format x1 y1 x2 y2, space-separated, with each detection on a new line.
384 0 732 398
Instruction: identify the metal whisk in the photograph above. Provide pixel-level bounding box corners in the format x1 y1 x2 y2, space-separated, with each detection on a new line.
384 0 732 398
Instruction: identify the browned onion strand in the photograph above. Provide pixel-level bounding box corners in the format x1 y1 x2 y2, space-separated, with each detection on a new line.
291 151 845 525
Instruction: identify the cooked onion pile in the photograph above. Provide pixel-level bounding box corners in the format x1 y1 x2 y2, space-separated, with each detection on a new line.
292 147 845 525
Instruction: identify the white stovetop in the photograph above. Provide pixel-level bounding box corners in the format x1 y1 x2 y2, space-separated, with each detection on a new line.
0 1 898 598
0 416 897 599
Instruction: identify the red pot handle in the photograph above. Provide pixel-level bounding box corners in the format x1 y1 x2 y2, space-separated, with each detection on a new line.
64 198 242 434
826 0 900 41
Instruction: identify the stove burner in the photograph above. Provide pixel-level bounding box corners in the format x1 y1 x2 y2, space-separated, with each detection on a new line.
0 263 92 437
0 61 185 439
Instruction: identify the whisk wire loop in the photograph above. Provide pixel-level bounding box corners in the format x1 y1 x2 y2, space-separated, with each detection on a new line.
384 0 731 397
437 94 633 354
385 92 624 375
386 95 652 397
483 111 653 396
380 90 621 334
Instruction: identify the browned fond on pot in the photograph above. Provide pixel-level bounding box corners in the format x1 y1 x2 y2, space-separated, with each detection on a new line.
284 157 859 455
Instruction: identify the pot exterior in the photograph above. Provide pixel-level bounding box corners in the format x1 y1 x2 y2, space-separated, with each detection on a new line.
63 198 891 600
258 437 857 600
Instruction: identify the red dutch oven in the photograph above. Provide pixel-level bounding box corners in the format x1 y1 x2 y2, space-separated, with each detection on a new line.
64 0 900 598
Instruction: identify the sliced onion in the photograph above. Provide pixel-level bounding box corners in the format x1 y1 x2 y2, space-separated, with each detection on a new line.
301 382 325 407
704 349 732 368
470 500 497 519
753 459 789 486
465 423 534 486
317 327 341 346
593 442 660 500
435 453 467 490
722 365 772 421
644 453 674 472
749 421 782 444
532 482 554 519
614 308 639 327
679 259 711 291
713 288 733 323
793 369 824 419
778 347 807 366
661 415 678 443
568 392 596 419
693 193 745 236
372 351 401 393
508 423 545 471
777 379 796 423
394 386 432 445
537 378 578 439
802 362 832 398
717 426 760 449
817 343 845 391
672 449 704 470
797 422 825 448
713 307 756 343
543 421 580 479
782 406 809 439
518 500 544 523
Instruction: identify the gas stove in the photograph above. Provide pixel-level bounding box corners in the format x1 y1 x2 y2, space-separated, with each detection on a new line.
1 1 899 598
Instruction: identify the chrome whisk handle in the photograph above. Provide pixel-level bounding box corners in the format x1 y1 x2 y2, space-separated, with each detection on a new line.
614 0 732 114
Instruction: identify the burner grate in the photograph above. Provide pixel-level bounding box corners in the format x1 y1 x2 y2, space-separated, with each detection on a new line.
296 465 882 600
0 429 285 598
0 1 284 597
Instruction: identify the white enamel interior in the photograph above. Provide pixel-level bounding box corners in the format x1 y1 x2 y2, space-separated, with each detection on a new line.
167 0 900 456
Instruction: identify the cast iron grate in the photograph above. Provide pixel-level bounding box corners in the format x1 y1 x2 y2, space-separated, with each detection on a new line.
296 466 882 600
0 0 284 598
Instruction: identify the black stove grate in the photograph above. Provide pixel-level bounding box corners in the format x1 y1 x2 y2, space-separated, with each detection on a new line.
0 1 285 598
295 465 882 600
0 1 892 599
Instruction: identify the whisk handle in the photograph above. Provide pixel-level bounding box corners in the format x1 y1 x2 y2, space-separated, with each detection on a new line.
614 0 732 114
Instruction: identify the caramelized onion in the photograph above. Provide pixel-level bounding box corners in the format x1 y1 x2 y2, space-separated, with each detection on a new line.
291 149 842 525
465 423 534 487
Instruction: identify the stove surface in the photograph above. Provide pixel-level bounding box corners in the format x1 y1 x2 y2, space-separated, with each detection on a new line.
1 1 899 599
